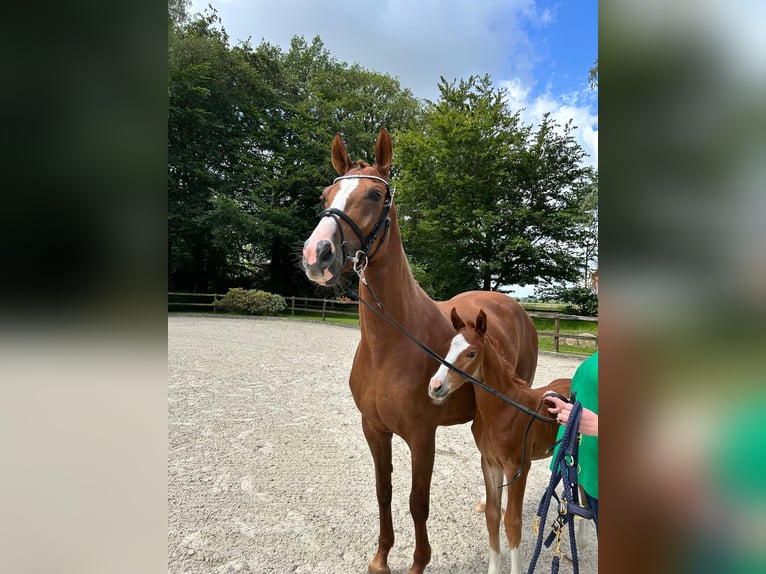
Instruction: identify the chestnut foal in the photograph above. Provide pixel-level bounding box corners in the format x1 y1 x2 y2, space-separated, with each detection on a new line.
429 308 571 574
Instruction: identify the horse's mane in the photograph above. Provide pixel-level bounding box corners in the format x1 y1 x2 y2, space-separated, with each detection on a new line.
481 329 528 386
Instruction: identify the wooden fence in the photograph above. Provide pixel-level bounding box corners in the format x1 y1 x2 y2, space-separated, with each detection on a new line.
526 311 599 352
168 293 597 352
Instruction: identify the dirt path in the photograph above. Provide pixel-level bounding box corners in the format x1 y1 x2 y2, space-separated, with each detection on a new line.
168 315 597 574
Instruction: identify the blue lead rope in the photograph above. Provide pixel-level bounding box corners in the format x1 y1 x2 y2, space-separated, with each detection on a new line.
527 399 593 574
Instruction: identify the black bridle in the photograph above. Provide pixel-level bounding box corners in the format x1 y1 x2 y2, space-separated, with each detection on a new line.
320 174 393 264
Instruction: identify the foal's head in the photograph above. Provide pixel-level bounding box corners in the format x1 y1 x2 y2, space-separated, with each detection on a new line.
302 128 393 286
428 308 488 404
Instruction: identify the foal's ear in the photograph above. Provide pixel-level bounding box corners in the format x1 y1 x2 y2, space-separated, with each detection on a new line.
374 127 392 176
331 133 353 175
475 309 488 336
450 307 465 330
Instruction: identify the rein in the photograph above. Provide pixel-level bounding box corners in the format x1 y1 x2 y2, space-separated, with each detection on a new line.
349 255 558 426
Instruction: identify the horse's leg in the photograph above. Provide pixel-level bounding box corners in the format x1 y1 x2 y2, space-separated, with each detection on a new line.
503 464 530 574
481 455 504 574
405 431 436 574
362 417 395 574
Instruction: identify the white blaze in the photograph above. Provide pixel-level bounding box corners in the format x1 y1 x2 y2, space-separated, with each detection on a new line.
303 178 359 266
330 178 359 211
432 334 470 384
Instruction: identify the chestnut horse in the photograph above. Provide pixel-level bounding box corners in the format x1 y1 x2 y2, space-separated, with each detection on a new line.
428 308 571 574
302 128 538 574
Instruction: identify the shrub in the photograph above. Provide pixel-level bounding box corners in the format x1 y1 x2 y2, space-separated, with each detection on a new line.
216 288 286 316
533 285 598 317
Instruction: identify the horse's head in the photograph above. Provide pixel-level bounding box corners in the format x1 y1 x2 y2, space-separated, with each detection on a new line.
302 128 393 286
428 307 489 404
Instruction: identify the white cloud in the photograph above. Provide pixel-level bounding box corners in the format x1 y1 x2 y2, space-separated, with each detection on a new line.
501 79 598 169
189 0 541 102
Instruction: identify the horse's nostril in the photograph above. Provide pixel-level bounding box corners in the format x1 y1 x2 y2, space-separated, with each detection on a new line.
317 240 333 266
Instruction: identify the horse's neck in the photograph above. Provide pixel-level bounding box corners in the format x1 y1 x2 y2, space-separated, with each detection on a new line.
481 337 536 408
358 217 440 335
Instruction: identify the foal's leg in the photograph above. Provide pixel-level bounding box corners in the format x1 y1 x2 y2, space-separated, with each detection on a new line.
481 456 504 574
503 464 530 574
362 417 394 574
405 431 437 574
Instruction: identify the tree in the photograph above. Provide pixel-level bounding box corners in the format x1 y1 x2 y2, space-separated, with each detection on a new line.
168 8 281 292
534 284 599 316
589 58 599 90
168 9 422 295
395 75 597 300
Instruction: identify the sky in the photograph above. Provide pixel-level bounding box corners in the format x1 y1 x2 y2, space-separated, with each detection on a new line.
188 0 598 297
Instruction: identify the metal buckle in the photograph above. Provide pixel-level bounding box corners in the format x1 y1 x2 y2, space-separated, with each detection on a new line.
353 251 369 284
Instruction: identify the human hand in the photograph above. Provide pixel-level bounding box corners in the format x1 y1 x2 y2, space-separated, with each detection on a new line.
544 392 598 436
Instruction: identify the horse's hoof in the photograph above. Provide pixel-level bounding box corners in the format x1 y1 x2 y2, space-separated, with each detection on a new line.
368 561 391 574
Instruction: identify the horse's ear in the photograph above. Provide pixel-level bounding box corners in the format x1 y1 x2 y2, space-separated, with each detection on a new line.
374 128 392 176
475 309 488 336
450 307 465 330
331 133 353 175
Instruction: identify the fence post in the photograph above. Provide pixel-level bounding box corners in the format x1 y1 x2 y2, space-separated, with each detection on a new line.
554 315 560 353
322 299 327 321
291 296 295 316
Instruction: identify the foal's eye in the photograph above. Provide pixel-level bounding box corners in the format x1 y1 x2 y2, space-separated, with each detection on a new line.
466 351 477 358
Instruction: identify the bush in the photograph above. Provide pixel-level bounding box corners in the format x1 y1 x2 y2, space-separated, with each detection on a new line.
216 288 286 316
533 285 598 317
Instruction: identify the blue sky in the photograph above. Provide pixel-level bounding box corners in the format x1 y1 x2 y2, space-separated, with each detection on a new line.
188 0 598 296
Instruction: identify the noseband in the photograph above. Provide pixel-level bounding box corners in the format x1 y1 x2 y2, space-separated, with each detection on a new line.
320 174 394 264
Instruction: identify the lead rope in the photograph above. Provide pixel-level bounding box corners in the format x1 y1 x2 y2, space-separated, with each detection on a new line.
527 400 593 574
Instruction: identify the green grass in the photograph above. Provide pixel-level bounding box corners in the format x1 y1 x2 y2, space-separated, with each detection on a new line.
520 302 569 313
532 316 598 356
277 311 360 326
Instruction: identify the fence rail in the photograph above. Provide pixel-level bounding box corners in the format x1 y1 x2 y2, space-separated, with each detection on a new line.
168 293 597 352
525 311 599 353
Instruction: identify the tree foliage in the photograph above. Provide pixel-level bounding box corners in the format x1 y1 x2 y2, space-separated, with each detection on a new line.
395 76 597 299
534 284 599 317
168 7 420 294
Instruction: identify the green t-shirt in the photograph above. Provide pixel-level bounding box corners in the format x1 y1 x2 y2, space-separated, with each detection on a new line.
550 351 598 499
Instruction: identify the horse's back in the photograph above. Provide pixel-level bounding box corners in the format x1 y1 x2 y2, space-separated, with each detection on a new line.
438 290 538 384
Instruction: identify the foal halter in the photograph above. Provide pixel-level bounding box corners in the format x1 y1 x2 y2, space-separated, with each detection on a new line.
320 174 394 264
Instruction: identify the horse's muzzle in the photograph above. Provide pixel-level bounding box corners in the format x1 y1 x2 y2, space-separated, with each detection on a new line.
428 377 449 404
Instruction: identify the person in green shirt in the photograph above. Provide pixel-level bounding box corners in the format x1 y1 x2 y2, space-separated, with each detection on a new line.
545 351 598 531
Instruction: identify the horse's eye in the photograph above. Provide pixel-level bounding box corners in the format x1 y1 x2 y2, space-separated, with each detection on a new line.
369 191 383 203
466 351 477 358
